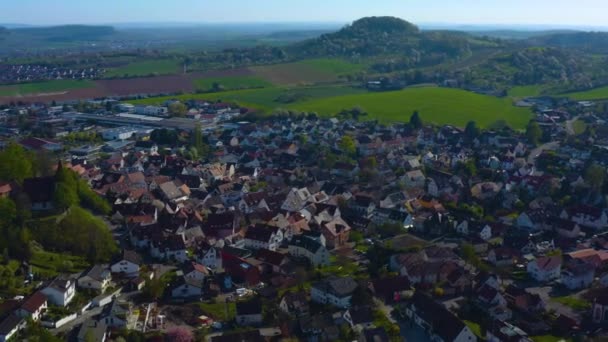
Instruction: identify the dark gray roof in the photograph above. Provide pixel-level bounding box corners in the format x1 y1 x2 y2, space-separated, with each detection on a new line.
313 276 358 298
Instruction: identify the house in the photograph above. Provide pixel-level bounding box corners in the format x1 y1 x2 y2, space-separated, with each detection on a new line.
243 224 283 251
321 217 352 249
78 265 112 293
22 176 56 211
403 170 426 188
311 276 358 308
77 319 107 342
361 327 390 342
182 262 209 282
504 285 544 314
110 250 141 278
16 292 47 322
561 205 608 229
592 294 608 324
561 260 594 290
0 314 26 342
487 248 519 267
279 291 310 318
236 298 263 326
0 183 12 198
41 277 76 307
486 320 531 342
368 276 411 304
405 291 477 342
196 246 222 270
343 306 374 331
288 235 330 267
527 256 562 282
171 277 204 299
102 300 132 328
281 187 312 212
158 181 190 203
222 252 261 287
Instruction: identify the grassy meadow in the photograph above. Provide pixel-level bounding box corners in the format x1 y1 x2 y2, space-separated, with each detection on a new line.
105 59 181 77
562 85 608 100
0 79 95 96
194 76 273 91
250 58 365 85
288 87 532 129
131 85 531 129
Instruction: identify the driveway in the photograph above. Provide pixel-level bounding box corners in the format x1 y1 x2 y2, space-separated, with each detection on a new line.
565 116 581 136
527 141 560 165
525 286 581 319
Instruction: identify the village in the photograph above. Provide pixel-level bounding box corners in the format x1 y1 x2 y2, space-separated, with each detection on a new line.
0 94 607 342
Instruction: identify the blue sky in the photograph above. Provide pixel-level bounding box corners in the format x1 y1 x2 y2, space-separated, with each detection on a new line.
3 0 608 27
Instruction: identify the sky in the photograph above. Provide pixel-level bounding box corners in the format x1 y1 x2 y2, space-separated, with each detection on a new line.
3 0 608 28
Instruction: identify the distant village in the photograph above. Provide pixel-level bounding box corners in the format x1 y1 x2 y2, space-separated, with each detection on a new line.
0 94 607 342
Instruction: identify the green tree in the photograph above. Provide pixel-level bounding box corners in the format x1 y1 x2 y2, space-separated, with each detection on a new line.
338 135 357 156
53 182 78 210
526 120 542 146
585 163 606 190
0 143 33 184
464 121 479 144
168 102 188 117
409 111 422 129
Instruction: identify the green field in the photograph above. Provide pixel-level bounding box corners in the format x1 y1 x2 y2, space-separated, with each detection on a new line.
508 85 545 98
105 59 181 77
194 76 273 91
0 79 95 96
131 86 531 129
131 85 365 110
287 87 532 129
562 85 608 100
251 58 365 85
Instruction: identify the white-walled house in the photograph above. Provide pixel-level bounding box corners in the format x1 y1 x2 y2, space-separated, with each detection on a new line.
236 298 263 326
405 291 477 342
111 250 141 278
41 277 76 307
311 276 358 309
527 256 562 282
78 265 112 293
288 235 330 267
16 292 47 322
196 247 222 270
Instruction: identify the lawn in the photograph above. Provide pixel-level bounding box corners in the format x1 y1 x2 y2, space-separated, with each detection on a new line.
198 302 236 322
0 79 95 96
508 85 545 98
251 58 365 85
194 76 273 91
288 86 533 129
562 85 608 100
105 59 181 77
552 296 591 311
30 249 90 279
572 119 587 135
464 320 483 338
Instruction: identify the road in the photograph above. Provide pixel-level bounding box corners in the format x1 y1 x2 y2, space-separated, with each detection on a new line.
525 286 581 319
565 116 581 136
51 291 141 335
51 306 104 335
527 141 560 165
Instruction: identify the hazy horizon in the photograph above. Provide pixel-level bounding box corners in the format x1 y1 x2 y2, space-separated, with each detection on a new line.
3 0 608 28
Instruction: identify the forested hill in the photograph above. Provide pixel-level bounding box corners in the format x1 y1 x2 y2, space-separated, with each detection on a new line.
526 32 608 54
289 16 499 64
